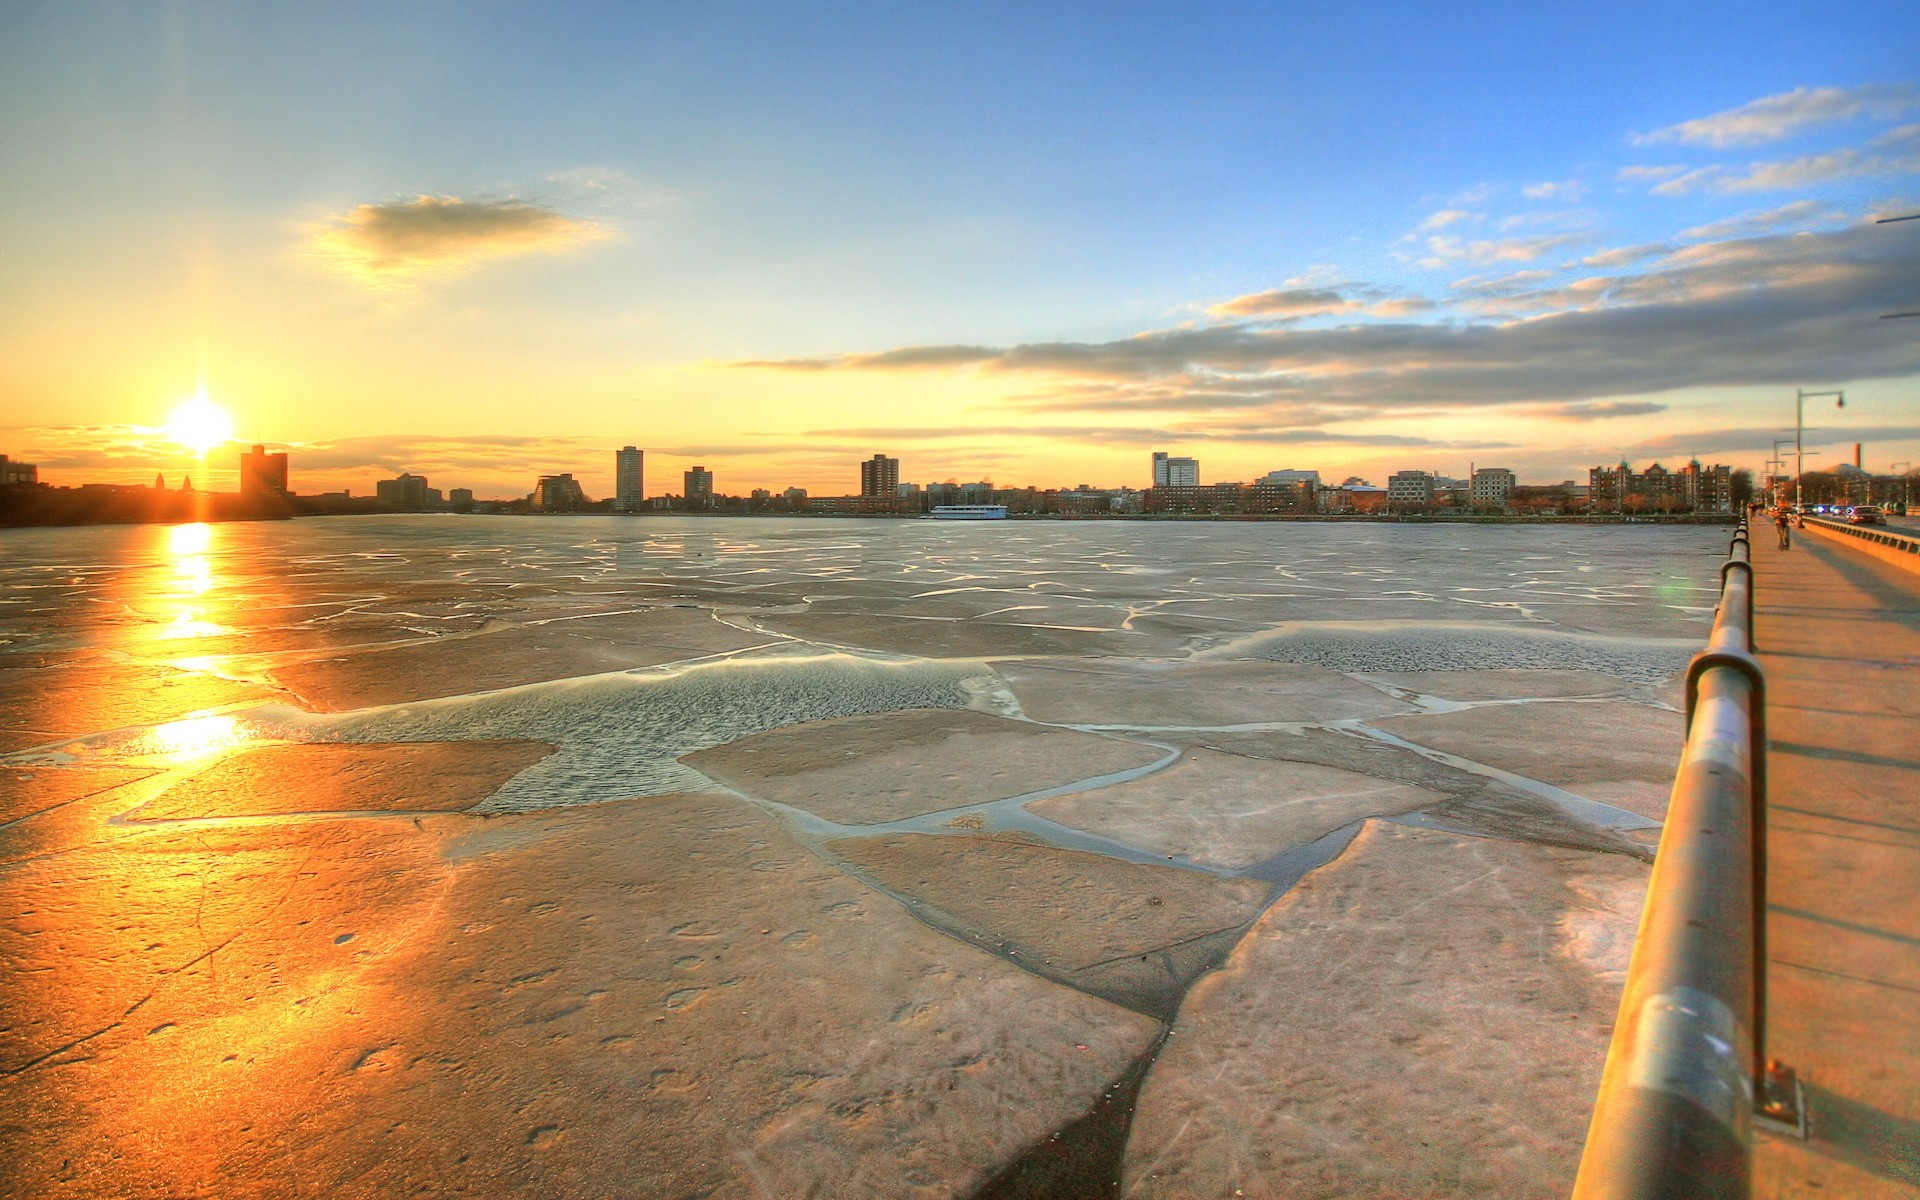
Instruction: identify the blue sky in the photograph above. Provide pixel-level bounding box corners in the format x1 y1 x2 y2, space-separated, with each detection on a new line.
2 1 1916 494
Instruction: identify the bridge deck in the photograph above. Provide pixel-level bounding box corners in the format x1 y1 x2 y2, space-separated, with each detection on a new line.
1752 524 1920 1197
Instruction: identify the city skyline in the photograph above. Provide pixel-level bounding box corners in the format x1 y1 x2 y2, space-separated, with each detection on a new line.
3 6 1918 498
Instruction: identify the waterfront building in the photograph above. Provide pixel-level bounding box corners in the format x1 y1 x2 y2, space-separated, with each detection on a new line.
1 455 40 486
376 472 431 510
1588 459 1734 514
860 454 900 498
1152 452 1200 487
1387 470 1436 508
783 486 808 502
448 488 475 512
684 466 714 503
238 444 289 498
930 504 1007 520
1470 467 1517 507
1258 468 1321 488
533 473 588 511
615 446 645 512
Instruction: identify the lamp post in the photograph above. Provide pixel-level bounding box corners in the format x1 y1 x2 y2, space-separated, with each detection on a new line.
1793 390 1845 510
1895 462 1913 514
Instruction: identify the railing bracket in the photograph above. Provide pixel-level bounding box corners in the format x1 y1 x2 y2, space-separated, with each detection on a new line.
1755 1058 1807 1139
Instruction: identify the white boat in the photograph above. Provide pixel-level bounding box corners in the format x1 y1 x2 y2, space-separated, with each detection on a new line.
929 504 1008 520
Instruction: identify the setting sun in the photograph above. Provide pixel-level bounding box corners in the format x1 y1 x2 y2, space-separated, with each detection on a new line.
164 391 234 456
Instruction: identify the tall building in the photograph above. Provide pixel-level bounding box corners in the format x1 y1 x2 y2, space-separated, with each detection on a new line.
533 473 589 511
859 454 900 498
238 444 289 498
684 466 714 503
1470 467 1516 506
1387 470 1436 507
1152 452 1199 487
615 446 645 512
376 472 431 509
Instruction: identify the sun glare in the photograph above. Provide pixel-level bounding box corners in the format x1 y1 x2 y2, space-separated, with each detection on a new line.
165 391 235 456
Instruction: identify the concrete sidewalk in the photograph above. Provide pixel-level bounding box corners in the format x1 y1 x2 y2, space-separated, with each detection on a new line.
1752 526 1920 1197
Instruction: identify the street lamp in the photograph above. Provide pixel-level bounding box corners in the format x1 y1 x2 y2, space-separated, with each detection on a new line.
1895 462 1913 514
1792 390 1845 510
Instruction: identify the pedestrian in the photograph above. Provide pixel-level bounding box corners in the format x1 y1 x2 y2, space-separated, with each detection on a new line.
1774 506 1791 550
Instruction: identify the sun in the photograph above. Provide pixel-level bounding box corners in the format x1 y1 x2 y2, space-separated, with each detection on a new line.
165 390 235 456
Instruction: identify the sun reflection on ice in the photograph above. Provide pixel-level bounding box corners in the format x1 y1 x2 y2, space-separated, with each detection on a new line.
146 714 251 761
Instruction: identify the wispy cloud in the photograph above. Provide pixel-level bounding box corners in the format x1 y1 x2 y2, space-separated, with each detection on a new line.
1206 287 1358 319
1635 83 1917 147
1521 180 1586 201
1581 243 1672 268
1419 208 1478 230
1520 401 1669 421
1678 199 1840 240
311 195 609 282
1417 232 1587 268
1650 124 1920 195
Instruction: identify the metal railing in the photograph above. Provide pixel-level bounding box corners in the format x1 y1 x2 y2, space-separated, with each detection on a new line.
1571 517 1799 1200
1803 515 1920 555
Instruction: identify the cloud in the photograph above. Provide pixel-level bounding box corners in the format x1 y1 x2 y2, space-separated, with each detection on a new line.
1205 287 1358 319
1522 180 1586 201
1520 401 1669 421
1366 297 1437 317
1449 269 1555 296
733 225 1919 422
1652 124 1920 195
1581 243 1672 268
1420 208 1478 230
804 424 1514 450
1679 200 1840 240
1618 165 1688 183
311 195 609 281
1636 83 1917 147
1418 232 1588 268
1622 423 1920 459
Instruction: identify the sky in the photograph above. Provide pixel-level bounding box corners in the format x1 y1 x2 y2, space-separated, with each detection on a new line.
2 1 1917 499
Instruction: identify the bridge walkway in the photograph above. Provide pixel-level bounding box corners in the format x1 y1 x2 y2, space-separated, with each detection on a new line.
1751 524 1920 1197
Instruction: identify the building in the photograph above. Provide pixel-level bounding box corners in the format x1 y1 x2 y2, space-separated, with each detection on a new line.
375 472 431 510
1152 452 1199 487
683 466 714 503
1588 460 1735 513
1258 468 1321 488
1387 470 1435 508
615 446 645 512
859 454 900 498
1470 467 1517 507
238 444 289 498
0 455 38 486
448 488 475 512
533 473 589 512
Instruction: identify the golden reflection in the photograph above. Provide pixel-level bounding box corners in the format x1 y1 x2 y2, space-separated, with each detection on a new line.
144 714 250 761
152 522 227 635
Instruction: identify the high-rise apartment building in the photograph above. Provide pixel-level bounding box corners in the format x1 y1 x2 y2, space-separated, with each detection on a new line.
238 444 289 498
860 454 900 498
1151 451 1199 487
615 446 645 512
684 466 714 499
376 472 431 509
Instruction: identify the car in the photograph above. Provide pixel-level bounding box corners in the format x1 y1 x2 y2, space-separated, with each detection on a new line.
1848 505 1886 525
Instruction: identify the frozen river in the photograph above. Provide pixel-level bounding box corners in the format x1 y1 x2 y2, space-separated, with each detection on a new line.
0 515 1723 1198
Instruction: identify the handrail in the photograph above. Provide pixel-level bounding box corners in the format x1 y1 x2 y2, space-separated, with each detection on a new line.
1803 515 1920 554
1571 516 1796 1200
